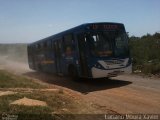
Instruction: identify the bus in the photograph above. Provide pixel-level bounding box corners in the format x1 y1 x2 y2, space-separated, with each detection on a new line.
27 22 132 80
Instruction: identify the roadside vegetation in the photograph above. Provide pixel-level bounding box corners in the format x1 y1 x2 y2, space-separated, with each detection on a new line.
0 70 104 120
0 70 45 88
0 91 76 120
129 32 160 75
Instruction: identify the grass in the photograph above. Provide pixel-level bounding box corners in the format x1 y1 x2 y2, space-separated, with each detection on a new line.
0 70 45 88
0 91 76 120
0 70 76 114
0 70 96 120
0 91 75 113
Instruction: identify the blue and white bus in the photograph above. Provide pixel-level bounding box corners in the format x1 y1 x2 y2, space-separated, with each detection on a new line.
27 22 132 80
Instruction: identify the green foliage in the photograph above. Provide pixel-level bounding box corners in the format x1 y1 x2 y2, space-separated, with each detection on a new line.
129 32 160 74
0 92 75 120
0 70 45 88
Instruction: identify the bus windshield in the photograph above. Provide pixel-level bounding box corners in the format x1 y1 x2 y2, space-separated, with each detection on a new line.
85 31 129 57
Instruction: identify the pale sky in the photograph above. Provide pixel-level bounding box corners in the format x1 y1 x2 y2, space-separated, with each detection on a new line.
0 0 160 43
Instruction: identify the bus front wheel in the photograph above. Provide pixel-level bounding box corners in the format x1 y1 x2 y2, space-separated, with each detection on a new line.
68 66 79 81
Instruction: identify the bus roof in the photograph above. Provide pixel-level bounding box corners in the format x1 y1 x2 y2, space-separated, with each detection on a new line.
29 22 124 46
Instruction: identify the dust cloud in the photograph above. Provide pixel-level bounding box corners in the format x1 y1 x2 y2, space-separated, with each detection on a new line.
0 44 31 74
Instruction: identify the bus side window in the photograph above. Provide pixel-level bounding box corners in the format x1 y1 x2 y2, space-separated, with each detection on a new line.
64 34 74 55
47 40 51 50
43 41 47 49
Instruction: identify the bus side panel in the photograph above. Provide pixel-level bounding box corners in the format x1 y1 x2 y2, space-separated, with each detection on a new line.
37 41 57 74
43 51 56 73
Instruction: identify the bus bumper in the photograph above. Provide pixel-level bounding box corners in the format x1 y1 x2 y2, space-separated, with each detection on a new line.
91 65 132 78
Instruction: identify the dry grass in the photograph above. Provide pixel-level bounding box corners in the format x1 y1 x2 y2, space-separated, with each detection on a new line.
0 70 45 88
0 70 102 120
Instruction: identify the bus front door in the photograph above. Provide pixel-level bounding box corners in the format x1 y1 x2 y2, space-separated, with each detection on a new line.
78 34 89 77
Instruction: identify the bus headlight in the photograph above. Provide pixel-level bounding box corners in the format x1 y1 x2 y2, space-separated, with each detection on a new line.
94 62 105 69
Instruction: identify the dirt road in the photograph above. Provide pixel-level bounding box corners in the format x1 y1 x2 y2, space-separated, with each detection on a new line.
23 72 160 114
84 75 160 114
0 58 160 114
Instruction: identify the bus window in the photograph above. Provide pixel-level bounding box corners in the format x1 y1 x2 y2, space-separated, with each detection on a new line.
86 32 113 57
35 44 38 49
47 40 51 49
40 42 43 49
85 31 129 57
64 34 74 56
43 42 47 49
114 33 129 56
77 34 87 52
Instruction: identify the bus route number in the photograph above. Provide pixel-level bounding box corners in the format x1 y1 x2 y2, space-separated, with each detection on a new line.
92 24 118 30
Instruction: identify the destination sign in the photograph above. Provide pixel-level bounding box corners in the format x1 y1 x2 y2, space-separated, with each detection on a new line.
89 24 119 30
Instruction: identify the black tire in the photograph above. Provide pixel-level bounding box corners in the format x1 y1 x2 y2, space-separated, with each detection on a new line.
68 66 79 81
38 64 42 71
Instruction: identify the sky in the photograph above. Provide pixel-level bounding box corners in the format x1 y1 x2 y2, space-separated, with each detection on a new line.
0 0 160 43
